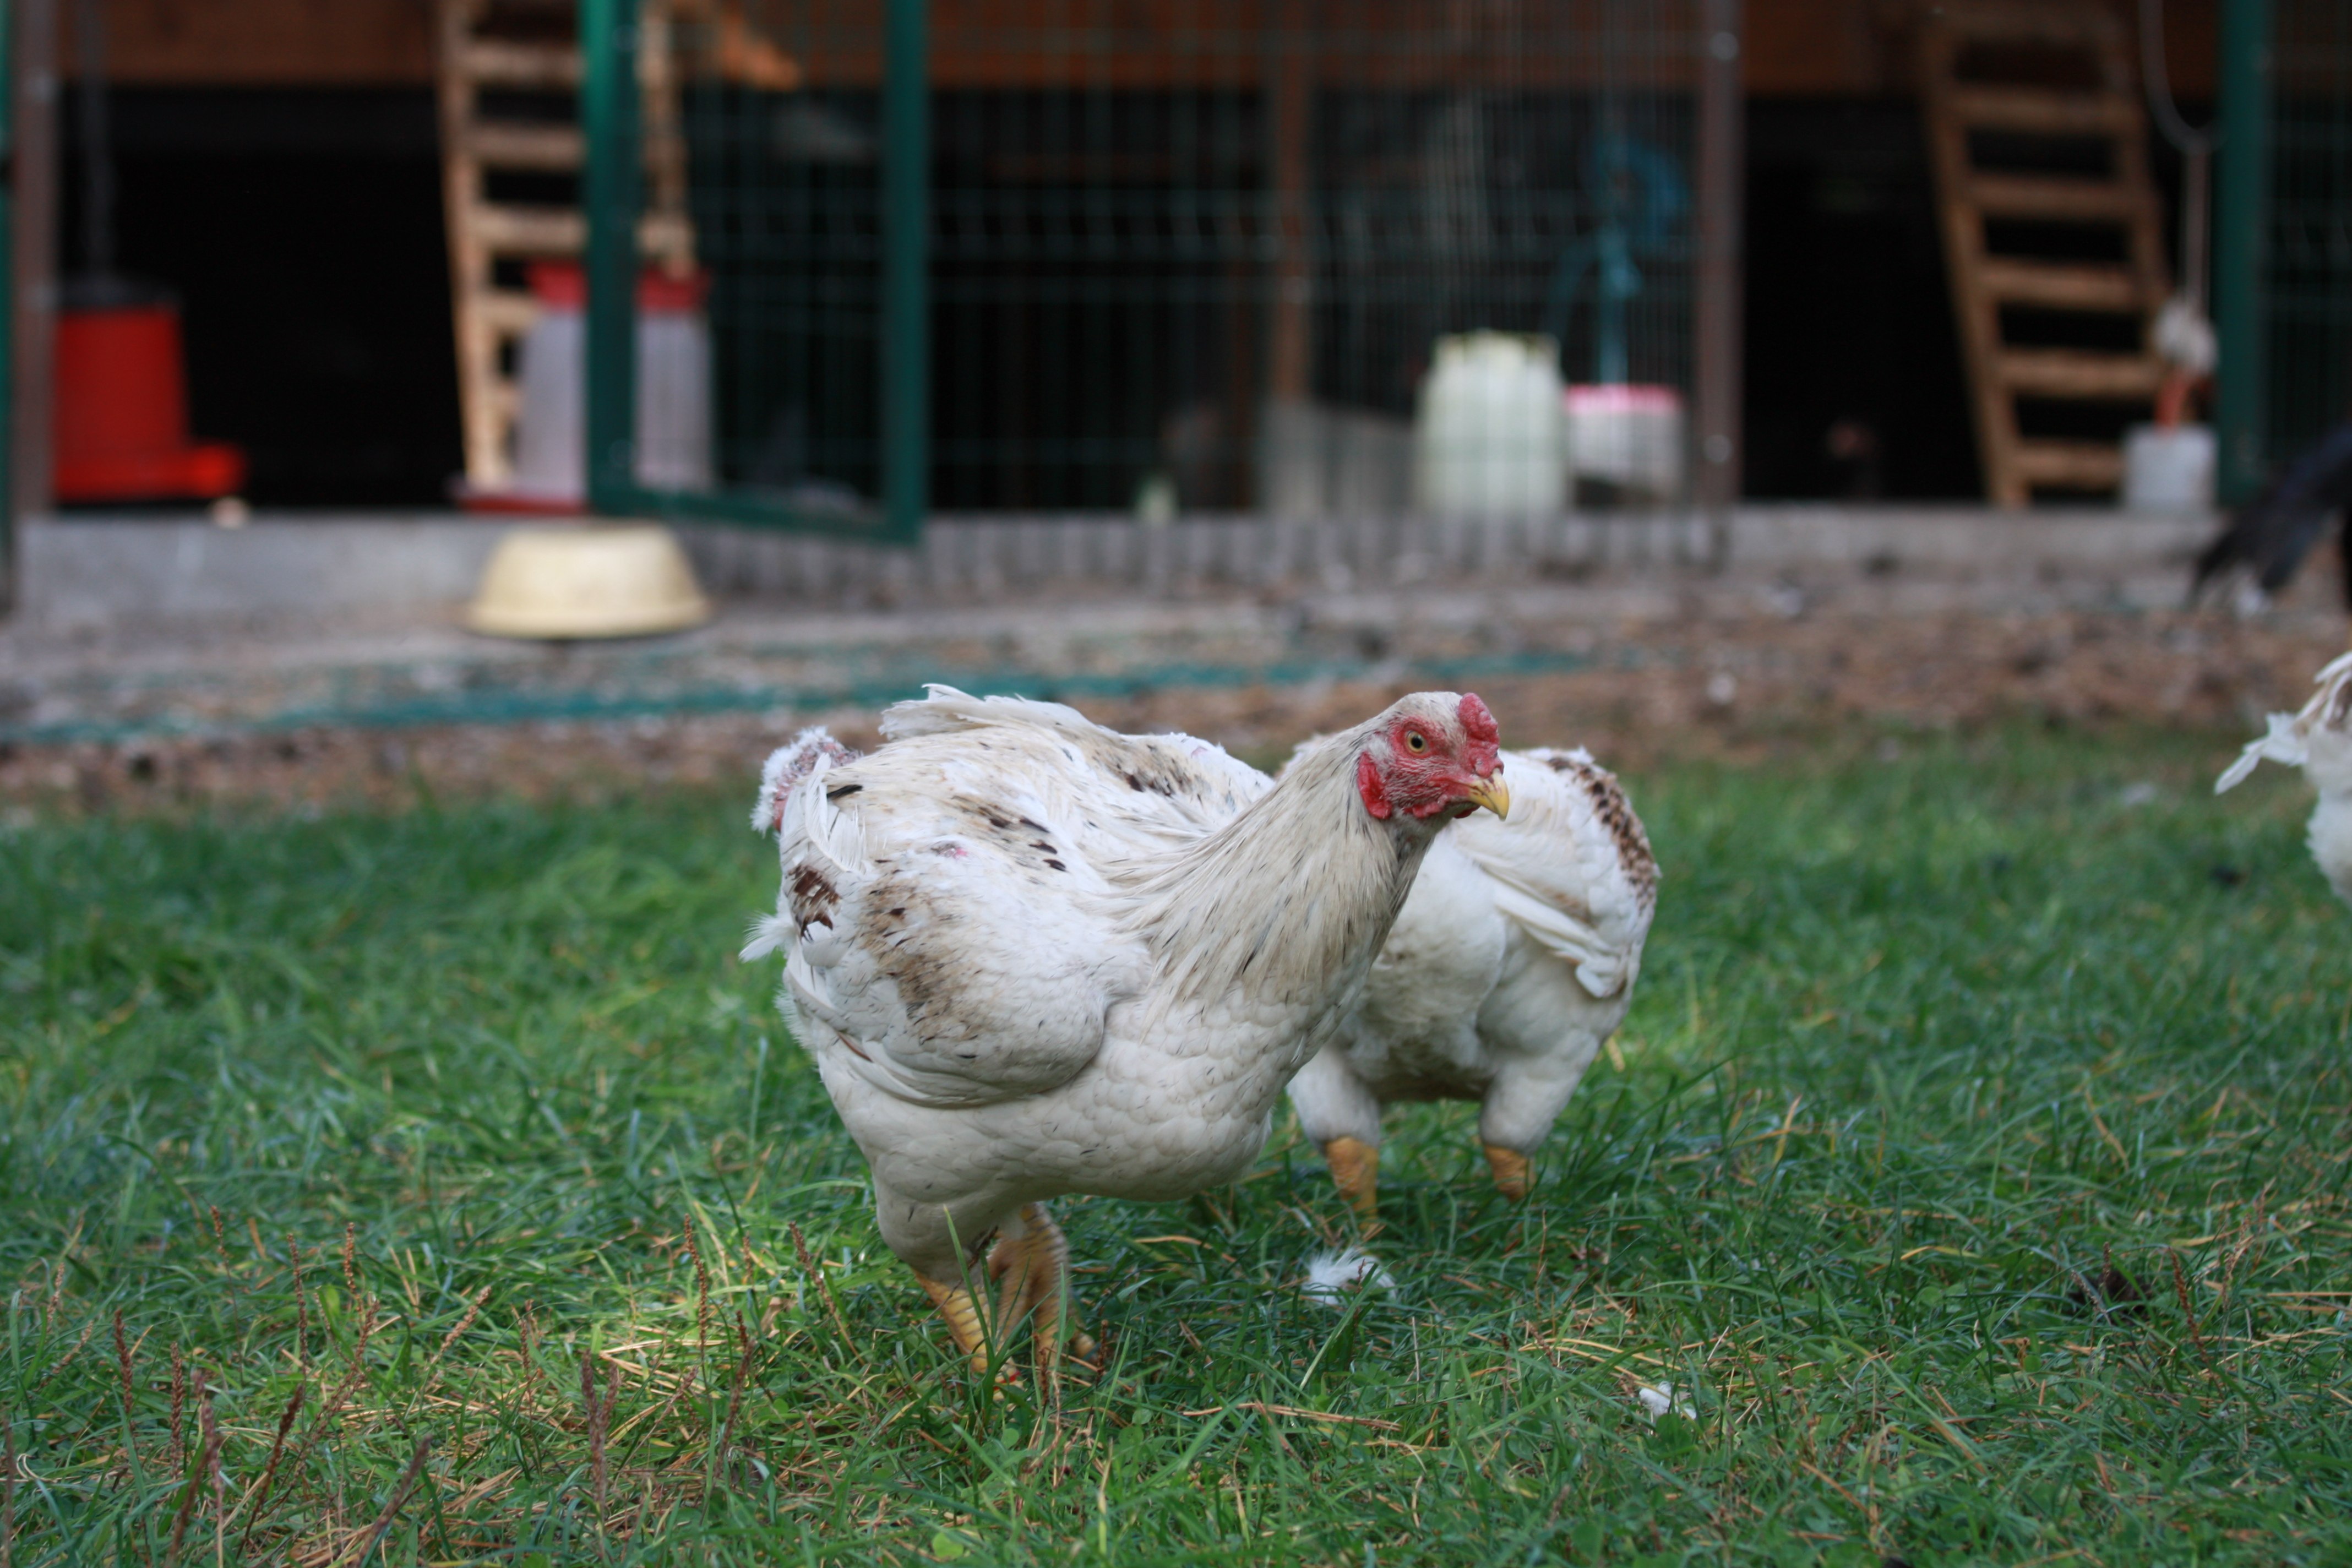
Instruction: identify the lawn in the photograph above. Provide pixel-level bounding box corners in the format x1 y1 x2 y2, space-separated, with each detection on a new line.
1 723 2347 1566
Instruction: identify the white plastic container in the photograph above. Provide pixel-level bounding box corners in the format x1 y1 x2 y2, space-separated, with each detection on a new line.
510 264 713 504
1412 333 1567 515
511 303 586 501
1564 383 1685 502
631 297 714 492
2121 423 2215 512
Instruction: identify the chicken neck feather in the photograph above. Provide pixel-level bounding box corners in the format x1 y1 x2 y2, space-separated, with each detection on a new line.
1112 722 1431 1026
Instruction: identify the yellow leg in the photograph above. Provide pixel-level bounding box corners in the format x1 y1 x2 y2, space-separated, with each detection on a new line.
987 1204 1097 1381
916 1273 995 1375
1324 1136 1380 1219
1484 1144 1532 1201
987 1214 1046 1346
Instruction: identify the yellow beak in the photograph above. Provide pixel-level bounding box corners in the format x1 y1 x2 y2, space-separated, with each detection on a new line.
1462 772 1510 820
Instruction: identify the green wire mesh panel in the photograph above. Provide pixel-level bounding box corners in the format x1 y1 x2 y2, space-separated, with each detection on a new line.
2269 0 2352 460
669 0 1697 518
671 6 891 522
0 0 13 605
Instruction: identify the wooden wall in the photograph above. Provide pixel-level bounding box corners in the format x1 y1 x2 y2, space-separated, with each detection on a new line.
70 0 435 85
1747 0 2217 98
72 0 2216 97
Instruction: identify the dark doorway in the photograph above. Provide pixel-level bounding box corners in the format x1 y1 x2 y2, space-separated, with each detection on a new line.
61 88 462 507
1742 99 1980 500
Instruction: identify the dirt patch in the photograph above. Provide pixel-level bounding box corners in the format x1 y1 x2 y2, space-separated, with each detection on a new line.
2 605 2343 818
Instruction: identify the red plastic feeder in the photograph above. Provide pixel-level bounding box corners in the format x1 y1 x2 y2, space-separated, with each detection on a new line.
54 295 244 503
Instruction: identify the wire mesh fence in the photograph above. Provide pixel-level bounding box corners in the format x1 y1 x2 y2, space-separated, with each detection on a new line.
674 4 891 520
598 0 1708 530
2268 0 2352 461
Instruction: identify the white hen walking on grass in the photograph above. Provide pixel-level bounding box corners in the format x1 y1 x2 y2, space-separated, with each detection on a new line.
1287 745 1658 1216
743 687 1507 1377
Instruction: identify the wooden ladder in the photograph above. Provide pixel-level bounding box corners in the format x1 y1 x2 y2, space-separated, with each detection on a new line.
435 0 696 493
1917 3 2170 507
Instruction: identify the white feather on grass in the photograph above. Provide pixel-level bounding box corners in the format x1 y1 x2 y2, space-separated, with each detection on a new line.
1635 1383 1696 1424
1302 1248 1396 1306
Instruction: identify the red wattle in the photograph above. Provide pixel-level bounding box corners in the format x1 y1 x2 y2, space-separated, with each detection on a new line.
1356 752 1393 819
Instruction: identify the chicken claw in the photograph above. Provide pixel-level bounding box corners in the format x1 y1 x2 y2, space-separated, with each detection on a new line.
990 1204 1093 1383
914 1207 1097 1384
916 1274 996 1374
1323 1136 1380 1219
1484 1144 1532 1201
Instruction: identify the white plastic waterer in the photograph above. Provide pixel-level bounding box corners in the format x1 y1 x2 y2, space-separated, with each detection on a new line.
1564 382 1686 502
509 263 714 505
1412 333 1566 515
2121 423 2215 511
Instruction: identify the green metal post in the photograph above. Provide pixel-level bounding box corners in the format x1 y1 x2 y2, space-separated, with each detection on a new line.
881 0 928 541
582 0 642 511
2214 0 2272 503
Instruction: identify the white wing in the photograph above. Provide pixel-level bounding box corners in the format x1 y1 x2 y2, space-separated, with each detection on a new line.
753 753 1143 1108
1445 747 1657 999
2218 650 2352 793
744 690 1275 1109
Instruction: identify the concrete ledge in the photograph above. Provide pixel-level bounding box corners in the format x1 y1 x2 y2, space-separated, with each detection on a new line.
12 505 2222 631
19 514 510 631
1720 505 2214 570
683 505 2217 603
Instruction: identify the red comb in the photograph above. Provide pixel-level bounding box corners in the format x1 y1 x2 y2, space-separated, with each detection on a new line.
1457 693 1501 772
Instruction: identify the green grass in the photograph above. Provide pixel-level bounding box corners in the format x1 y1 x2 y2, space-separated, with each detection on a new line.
2 725 2349 1566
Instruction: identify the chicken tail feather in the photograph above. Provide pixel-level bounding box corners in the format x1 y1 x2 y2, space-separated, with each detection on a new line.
2216 649 2352 792
752 727 861 834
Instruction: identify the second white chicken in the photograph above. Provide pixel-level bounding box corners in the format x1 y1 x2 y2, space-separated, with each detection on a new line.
1287 746 1658 1214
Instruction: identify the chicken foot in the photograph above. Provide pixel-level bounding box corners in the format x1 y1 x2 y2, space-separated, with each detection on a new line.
1484 1144 1532 1200
1322 1137 1380 1220
916 1274 998 1375
916 1205 1097 1381
990 1204 1099 1380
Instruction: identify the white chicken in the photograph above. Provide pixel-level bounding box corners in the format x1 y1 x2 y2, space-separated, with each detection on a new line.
1287 745 1658 1215
743 687 1508 1375
2215 650 2352 907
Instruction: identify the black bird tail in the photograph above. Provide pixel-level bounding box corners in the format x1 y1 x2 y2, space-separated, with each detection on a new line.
2188 419 2352 609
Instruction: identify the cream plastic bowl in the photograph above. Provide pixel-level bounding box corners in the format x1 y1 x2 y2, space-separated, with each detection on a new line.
467 525 712 639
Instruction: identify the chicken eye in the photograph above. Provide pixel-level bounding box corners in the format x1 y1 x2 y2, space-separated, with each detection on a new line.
1405 731 1428 753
